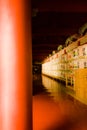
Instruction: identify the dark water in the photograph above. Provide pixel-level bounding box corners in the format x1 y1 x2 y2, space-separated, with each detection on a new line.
33 74 48 95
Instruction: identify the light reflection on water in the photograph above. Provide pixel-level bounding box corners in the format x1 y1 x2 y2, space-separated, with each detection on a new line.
33 74 87 130
42 75 66 101
41 74 76 103
42 74 87 105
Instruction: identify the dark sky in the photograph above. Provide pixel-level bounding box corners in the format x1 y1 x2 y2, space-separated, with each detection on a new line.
32 0 87 62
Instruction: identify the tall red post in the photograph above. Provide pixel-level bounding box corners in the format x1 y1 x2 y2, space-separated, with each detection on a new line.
0 0 32 130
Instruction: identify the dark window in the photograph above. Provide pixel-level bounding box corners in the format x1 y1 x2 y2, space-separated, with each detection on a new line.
82 48 86 56
84 62 87 68
73 51 75 57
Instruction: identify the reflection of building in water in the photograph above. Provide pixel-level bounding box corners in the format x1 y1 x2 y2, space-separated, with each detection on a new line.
42 75 66 101
42 74 87 105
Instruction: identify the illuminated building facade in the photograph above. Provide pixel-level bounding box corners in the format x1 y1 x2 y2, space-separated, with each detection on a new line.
42 34 87 89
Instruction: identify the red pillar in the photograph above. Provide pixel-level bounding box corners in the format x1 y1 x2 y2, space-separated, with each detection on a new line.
0 0 32 130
